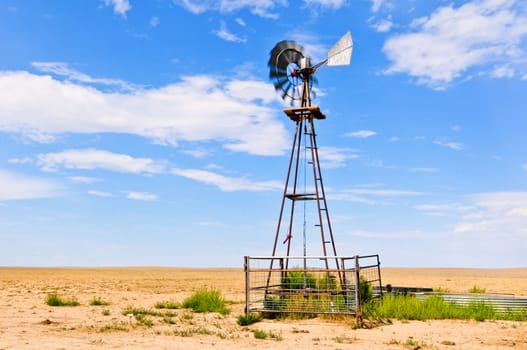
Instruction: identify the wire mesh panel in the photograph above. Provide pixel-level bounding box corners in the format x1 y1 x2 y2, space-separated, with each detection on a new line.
244 255 382 315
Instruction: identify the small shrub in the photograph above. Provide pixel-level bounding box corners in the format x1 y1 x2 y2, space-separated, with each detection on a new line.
90 297 110 306
182 287 230 315
283 271 316 289
237 313 261 326
155 300 180 309
359 276 373 304
253 329 268 339
102 309 111 316
46 293 80 307
468 285 486 294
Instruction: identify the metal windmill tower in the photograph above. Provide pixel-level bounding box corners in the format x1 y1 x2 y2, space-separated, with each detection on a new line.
267 32 353 279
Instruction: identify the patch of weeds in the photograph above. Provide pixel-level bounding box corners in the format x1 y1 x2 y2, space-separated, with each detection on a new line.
182 287 230 315
98 322 129 333
253 329 268 339
405 336 419 346
433 287 450 293
46 293 80 307
155 300 180 309
253 329 282 341
101 309 111 316
237 313 261 326
134 314 153 327
468 285 486 294
163 315 176 325
174 329 193 337
182 313 194 320
334 335 355 344
90 297 110 306
121 306 162 317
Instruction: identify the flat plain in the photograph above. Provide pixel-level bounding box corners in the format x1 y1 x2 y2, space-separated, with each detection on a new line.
0 267 526 349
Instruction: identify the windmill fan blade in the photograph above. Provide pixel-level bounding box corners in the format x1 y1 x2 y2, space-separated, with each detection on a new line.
269 40 304 70
273 76 289 91
327 31 353 66
269 67 288 79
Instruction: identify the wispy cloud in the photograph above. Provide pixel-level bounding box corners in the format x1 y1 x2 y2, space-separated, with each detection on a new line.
150 16 160 27
411 167 440 173
434 140 463 150
32 62 138 92
37 149 165 174
383 0 527 88
0 70 287 156
214 21 246 43
69 176 101 184
174 0 286 19
103 0 131 17
344 130 377 138
171 167 282 192
373 17 393 32
126 191 158 201
318 146 359 169
331 185 423 204
304 0 346 10
454 192 527 235
371 0 384 13
0 169 61 201
88 190 113 197
490 65 514 78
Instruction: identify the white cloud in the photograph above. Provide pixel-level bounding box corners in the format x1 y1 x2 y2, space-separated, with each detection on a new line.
490 65 514 78
235 18 246 26
303 0 346 9
434 140 464 150
88 190 113 197
174 0 286 19
374 18 393 32
383 0 527 88
344 130 377 138
318 146 359 169
331 186 423 204
0 69 287 156
214 21 246 43
8 157 32 164
69 176 101 184
103 0 131 17
415 202 472 217
171 167 282 192
411 167 440 173
150 16 160 27
454 192 527 235
522 73 527 80
451 125 461 132
371 0 384 13
32 62 138 92
0 169 61 201
126 191 158 201
37 149 165 174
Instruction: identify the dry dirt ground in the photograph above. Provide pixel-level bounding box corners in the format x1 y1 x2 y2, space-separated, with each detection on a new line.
0 267 526 349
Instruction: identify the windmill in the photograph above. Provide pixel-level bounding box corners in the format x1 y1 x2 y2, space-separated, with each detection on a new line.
266 32 353 289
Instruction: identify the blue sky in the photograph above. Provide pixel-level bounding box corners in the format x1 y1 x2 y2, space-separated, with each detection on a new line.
1 0 526 267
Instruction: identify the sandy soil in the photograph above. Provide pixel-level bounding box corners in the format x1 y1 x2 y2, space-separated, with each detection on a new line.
0 267 526 349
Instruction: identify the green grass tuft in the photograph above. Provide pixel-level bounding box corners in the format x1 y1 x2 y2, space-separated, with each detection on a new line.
90 297 110 306
155 300 180 309
468 285 486 294
46 293 80 307
237 313 261 326
182 287 230 315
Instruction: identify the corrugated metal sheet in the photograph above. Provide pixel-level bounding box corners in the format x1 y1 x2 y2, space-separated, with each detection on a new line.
418 293 527 313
